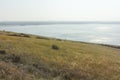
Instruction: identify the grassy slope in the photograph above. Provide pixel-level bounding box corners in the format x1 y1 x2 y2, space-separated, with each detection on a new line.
0 31 120 80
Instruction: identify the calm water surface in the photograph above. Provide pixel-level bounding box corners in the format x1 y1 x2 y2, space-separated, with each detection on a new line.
0 24 120 46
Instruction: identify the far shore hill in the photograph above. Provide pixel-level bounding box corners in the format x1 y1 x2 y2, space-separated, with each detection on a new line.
0 30 120 80
0 21 120 25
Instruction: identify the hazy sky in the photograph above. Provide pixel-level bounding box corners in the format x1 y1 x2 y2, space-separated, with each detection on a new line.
0 0 120 21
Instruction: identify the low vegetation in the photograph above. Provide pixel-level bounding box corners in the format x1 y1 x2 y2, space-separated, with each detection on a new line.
0 31 120 80
52 44 59 50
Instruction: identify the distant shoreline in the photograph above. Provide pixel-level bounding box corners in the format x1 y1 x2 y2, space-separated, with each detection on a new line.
0 21 120 25
68 40 120 49
1 30 120 49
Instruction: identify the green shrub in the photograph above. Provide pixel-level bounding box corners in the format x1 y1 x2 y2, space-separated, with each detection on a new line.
52 44 59 50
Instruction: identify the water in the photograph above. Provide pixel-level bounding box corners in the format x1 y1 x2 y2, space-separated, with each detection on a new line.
0 24 120 46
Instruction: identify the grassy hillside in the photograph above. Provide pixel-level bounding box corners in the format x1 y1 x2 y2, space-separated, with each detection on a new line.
0 31 120 80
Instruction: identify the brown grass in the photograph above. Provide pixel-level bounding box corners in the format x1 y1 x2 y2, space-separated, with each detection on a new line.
0 31 120 80
0 61 34 80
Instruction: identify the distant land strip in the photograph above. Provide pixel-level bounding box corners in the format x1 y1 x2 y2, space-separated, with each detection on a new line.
0 21 120 25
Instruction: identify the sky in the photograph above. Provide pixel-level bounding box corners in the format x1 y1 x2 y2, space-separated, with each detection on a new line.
0 0 120 21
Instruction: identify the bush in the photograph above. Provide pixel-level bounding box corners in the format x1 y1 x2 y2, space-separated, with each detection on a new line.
52 45 59 50
2 54 21 63
36 36 49 40
20 33 30 37
8 33 30 38
11 54 21 63
0 50 6 55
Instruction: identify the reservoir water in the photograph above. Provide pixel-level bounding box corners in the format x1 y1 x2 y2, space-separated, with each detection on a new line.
0 23 120 46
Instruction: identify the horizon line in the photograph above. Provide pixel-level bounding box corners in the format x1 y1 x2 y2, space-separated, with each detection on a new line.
0 21 120 25
0 20 120 22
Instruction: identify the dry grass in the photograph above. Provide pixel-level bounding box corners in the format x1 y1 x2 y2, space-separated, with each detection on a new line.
0 61 34 80
0 31 120 80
